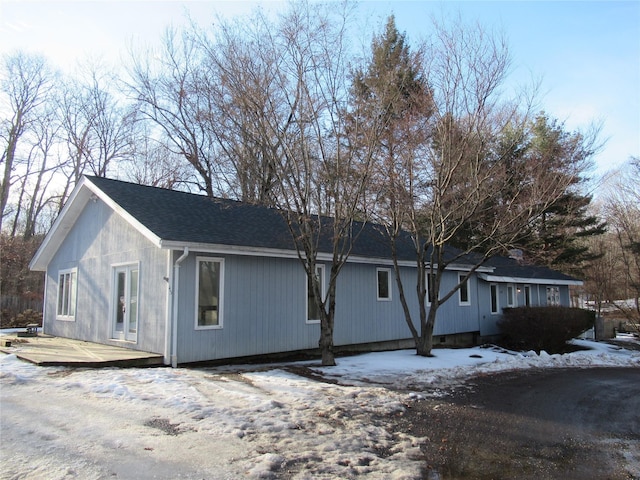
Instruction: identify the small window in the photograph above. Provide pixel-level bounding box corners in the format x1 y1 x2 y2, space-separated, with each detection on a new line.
57 268 77 320
490 284 499 314
307 264 325 323
426 270 437 306
377 268 391 301
546 286 560 306
507 284 516 307
458 273 470 306
196 257 224 329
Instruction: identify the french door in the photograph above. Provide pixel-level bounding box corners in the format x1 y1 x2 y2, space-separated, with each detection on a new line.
113 264 139 342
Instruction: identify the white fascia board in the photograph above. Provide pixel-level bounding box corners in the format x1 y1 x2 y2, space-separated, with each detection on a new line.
160 241 301 260
29 177 162 271
477 273 583 286
159 240 493 271
30 177 92 271
84 178 162 248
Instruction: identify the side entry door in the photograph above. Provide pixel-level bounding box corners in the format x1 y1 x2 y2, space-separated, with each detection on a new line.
113 264 139 342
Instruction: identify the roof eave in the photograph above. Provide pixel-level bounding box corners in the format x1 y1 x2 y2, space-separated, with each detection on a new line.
478 273 583 286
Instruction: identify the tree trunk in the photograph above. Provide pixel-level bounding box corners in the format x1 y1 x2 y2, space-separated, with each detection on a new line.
319 312 336 366
417 306 437 357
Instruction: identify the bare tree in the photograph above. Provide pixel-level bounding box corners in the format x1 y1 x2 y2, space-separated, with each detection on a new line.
57 63 134 209
127 28 228 197
365 17 585 356
0 52 56 232
124 121 192 189
12 104 62 239
247 1 378 366
602 157 640 332
193 14 287 204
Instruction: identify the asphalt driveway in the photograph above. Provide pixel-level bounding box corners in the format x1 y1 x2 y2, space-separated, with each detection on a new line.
399 367 640 479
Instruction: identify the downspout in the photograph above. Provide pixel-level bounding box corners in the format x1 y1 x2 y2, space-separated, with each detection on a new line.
171 247 189 368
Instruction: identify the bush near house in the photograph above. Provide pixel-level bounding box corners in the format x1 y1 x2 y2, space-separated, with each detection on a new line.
498 306 595 354
0 309 43 329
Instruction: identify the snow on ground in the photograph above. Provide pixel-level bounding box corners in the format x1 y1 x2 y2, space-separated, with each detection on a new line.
312 336 640 393
1 336 639 480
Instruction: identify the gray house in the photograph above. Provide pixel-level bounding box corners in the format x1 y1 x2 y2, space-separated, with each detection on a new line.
30 176 582 366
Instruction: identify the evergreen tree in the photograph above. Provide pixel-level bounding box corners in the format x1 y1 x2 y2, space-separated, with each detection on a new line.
515 114 605 274
450 113 604 276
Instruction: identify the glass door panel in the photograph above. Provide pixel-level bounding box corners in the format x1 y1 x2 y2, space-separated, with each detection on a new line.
113 265 139 342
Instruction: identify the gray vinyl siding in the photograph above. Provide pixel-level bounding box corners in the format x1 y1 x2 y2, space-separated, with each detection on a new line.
477 281 572 337
331 263 415 346
175 256 488 363
174 253 319 363
431 271 481 335
43 198 168 355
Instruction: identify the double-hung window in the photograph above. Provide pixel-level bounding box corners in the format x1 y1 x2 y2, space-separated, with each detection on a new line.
458 273 470 306
507 284 516 307
57 268 77 320
196 257 224 329
426 270 438 306
546 286 560 306
377 268 391 301
490 284 499 314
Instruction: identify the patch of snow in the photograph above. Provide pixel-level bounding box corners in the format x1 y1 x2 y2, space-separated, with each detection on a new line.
1 336 639 479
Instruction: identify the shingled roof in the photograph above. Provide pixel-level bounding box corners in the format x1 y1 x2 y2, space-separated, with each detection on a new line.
481 255 582 285
86 176 403 260
30 176 581 286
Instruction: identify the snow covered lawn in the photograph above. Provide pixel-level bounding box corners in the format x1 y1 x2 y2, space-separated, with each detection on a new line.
1 337 639 479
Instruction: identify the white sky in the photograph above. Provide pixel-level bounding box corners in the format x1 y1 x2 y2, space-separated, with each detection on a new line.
1 0 638 179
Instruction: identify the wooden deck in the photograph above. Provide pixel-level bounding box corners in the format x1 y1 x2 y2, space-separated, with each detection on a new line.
0 333 165 367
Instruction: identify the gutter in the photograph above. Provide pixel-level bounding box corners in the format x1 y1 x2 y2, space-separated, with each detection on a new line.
170 247 189 368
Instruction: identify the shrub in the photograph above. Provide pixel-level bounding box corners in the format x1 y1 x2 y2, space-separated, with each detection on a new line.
497 306 595 354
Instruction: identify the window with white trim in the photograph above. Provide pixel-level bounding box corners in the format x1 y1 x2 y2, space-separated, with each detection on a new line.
507 284 516 307
546 286 560 306
426 271 437 306
196 257 224 329
458 273 470 306
377 268 391 301
307 264 325 323
490 284 499 314
57 268 77 320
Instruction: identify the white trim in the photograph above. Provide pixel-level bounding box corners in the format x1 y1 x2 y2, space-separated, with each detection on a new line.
194 256 224 330
458 273 471 306
163 249 172 366
306 264 325 324
546 286 561 306
160 240 494 272
506 284 516 307
490 283 499 314
55 267 78 321
110 261 141 343
30 177 162 271
477 273 583 286
376 268 392 301
85 179 162 248
425 271 437 306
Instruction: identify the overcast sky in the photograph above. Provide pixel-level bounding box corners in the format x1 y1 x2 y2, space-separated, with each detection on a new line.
1 0 638 180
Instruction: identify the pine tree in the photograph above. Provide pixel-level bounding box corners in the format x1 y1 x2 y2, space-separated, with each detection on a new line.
517 114 605 275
